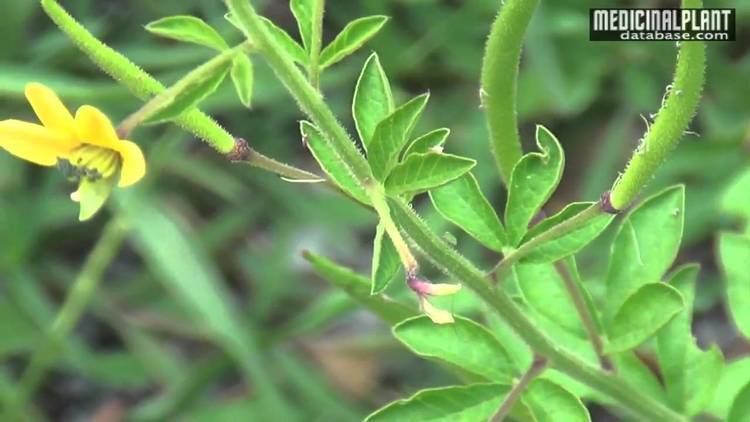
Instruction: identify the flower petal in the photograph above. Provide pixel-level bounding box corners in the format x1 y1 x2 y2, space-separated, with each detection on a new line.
420 297 455 325
112 140 146 187
0 119 74 166
74 105 120 148
25 83 77 138
70 176 116 221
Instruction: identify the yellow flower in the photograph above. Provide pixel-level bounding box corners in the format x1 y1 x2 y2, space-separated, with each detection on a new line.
0 83 146 220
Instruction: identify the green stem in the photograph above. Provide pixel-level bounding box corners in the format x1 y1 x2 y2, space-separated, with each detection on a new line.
226 0 418 275
41 0 235 153
118 42 251 138
608 0 706 210
224 0 372 184
480 0 539 185
554 261 612 371
15 219 128 407
492 355 547 421
388 198 685 422
308 0 325 89
493 204 603 279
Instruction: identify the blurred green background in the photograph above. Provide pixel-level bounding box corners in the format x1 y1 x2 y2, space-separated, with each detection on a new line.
0 0 747 420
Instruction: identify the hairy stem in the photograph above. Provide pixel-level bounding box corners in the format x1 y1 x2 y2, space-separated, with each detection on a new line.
40 0 235 153
308 0 325 89
388 198 684 422
492 355 547 421
14 219 128 409
225 0 418 275
480 0 539 185
118 42 252 137
609 0 706 209
555 260 613 371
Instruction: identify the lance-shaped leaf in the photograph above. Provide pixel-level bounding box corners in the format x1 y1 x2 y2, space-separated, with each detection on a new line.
523 379 591 422
385 152 475 196
368 93 429 180
353 53 394 150
371 223 401 294
230 54 254 107
290 0 313 51
604 185 685 321
145 15 229 51
394 316 517 382
320 16 389 69
505 125 565 246
300 121 369 205
303 251 413 325
684 346 724 416
404 128 450 157
147 57 232 122
365 384 510 422
260 16 308 65
430 173 505 251
605 282 684 354
707 357 750 419
719 232 750 339
521 209 614 264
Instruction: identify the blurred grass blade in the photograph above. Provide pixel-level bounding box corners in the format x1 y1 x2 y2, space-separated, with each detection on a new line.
115 191 294 420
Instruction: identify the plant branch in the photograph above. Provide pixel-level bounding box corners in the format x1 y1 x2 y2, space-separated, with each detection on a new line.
608 0 706 209
480 0 539 185
117 41 252 138
554 260 613 371
388 198 685 422
308 0 325 89
492 355 547 421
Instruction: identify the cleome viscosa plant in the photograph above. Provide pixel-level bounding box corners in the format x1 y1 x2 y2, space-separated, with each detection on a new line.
5 0 750 421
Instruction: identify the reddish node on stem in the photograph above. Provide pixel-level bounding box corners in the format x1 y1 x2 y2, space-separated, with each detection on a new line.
599 190 620 215
227 137 251 162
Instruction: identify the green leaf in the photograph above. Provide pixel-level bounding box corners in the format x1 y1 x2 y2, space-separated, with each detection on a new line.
393 316 517 383
320 16 389 69
147 59 231 122
707 357 750 419
368 93 429 180
230 53 254 107
260 16 307 65
299 121 370 205
430 173 505 251
145 15 229 51
364 384 510 422
385 152 475 196
721 167 750 221
684 346 724 416
523 379 591 422
404 128 450 157
353 53 394 150
505 125 565 246
729 382 750 422
719 232 750 340
371 223 401 294
523 202 592 243
521 210 614 264
514 262 586 338
290 0 313 51
605 283 684 354
604 185 685 320
656 264 699 411
302 251 413 325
